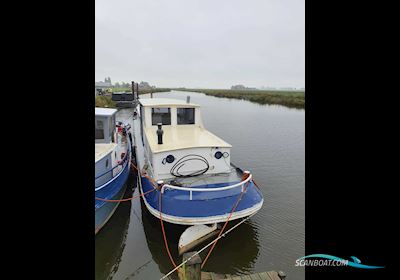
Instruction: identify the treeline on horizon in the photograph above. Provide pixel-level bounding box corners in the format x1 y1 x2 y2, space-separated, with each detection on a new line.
95 87 304 109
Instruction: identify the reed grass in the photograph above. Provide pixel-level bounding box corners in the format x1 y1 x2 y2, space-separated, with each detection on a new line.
179 89 305 109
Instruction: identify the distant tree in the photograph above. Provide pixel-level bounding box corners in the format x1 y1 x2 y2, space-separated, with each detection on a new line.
139 81 152 89
231 84 246 90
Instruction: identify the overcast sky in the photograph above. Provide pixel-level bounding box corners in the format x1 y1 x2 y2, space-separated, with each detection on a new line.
95 0 304 89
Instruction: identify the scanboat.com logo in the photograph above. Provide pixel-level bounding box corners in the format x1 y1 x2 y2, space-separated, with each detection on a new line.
295 254 384 269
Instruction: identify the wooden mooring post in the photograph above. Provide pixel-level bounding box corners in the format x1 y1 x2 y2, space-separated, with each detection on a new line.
180 251 202 280
179 251 287 280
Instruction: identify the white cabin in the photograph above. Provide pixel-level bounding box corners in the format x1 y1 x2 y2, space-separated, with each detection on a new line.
95 108 117 144
95 108 126 187
139 98 232 180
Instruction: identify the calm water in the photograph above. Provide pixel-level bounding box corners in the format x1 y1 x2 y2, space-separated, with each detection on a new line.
95 91 305 280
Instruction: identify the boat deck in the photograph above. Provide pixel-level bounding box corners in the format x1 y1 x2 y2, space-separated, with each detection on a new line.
144 125 232 153
162 164 244 188
95 143 117 162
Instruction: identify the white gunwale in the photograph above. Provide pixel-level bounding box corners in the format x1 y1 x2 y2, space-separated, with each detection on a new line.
141 186 263 225
139 175 263 225
95 154 130 191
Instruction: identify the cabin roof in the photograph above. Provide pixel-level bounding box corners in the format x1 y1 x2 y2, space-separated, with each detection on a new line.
95 107 117 117
144 126 232 153
139 98 200 107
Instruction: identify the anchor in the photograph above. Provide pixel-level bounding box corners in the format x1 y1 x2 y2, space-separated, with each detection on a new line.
178 223 220 255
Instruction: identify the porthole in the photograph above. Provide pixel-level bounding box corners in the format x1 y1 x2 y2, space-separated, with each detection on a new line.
162 154 175 164
214 151 223 159
106 159 109 168
166 155 175 163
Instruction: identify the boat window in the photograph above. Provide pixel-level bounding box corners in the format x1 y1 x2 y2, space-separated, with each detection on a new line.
152 108 171 125
177 108 195 125
95 120 104 139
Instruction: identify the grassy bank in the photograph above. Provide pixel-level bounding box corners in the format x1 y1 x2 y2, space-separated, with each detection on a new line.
177 89 305 109
96 88 304 109
95 95 116 108
95 88 172 108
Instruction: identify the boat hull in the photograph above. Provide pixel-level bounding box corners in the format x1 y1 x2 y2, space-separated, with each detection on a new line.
95 157 131 234
139 176 264 225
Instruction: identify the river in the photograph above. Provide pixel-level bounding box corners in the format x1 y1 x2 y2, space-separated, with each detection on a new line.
95 90 305 280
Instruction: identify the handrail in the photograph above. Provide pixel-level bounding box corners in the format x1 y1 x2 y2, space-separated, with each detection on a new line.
95 122 131 180
95 151 129 180
95 156 129 191
161 173 252 200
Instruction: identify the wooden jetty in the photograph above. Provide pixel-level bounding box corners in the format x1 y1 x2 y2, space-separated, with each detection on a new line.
201 271 285 280
179 251 286 280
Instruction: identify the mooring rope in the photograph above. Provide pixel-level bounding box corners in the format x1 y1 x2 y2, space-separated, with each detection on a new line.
95 156 178 273
159 212 256 280
95 188 155 202
96 156 260 279
130 161 159 189
201 179 251 268
95 161 158 202
159 191 179 270
95 160 157 233
158 172 253 278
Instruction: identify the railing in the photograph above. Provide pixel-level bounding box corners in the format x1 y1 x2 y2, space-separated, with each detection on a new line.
160 173 252 200
95 151 129 180
95 156 130 191
95 123 131 181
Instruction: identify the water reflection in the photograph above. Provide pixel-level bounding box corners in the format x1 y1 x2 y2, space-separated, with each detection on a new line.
95 175 135 280
141 199 260 278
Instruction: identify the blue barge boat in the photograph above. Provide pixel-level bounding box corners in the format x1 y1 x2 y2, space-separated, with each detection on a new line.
95 108 132 234
132 98 264 225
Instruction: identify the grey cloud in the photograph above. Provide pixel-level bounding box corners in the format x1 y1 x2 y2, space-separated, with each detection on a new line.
96 0 304 88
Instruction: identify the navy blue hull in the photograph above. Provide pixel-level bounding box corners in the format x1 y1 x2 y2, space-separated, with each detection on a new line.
140 176 264 225
95 158 131 233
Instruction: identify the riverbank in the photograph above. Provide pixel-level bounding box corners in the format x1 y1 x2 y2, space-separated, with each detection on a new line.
95 88 305 109
95 95 116 108
175 89 305 109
